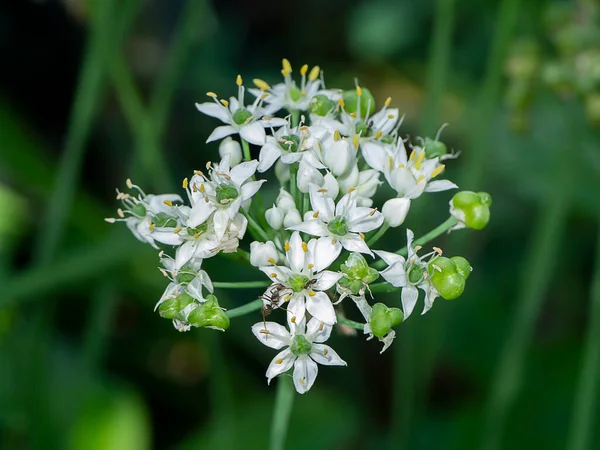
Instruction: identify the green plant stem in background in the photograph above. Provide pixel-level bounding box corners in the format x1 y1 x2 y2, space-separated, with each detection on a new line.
226 299 263 318
566 225 600 450
373 216 457 270
482 188 570 450
243 211 271 242
270 376 295 450
213 281 270 289
337 316 365 330
242 138 252 162
369 282 400 294
302 193 310 216
367 223 389 247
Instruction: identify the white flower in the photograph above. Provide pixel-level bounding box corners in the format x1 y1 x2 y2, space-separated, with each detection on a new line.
252 315 346 393
106 179 182 249
297 158 324 193
184 154 264 239
283 209 302 228
322 172 340 200
250 59 322 115
374 229 441 319
259 231 343 324
218 137 243 166
382 198 411 227
195 76 287 145
265 205 284 230
250 241 280 267
346 294 396 354
158 254 214 300
288 185 384 260
322 139 355 177
338 167 381 207
276 189 297 212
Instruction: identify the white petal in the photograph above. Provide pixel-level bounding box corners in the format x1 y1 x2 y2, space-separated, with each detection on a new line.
424 179 458 192
347 208 384 233
293 355 318 394
382 198 411 228
195 102 231 123
258 144 283 172
259 265 292 282
241 180 265 200
313 237 342 270
361 141 388 172
287 294 306 323
230 160 259 186
379 262 408 287
266 349 295 383
373 250 405 266
334 191 356 218
175 240 197 269
287 231 306 273
206 125 237 143
187 203 216 228
401 285 419 319
310 344 346 366
240 122 266 145
312 270 343 291
309 184 335 221
152 229 184 246
306 291 336 325
340 234 373 256
260 117 288 128
251 322 292 349
287 219 329 237
306 317 333 343
213 209 230 241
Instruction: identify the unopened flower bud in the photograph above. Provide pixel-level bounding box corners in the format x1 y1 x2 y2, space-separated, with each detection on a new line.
322 172 340 199
424 137 448 159
450 191 492 230
339 253 379 295
250 241 279 267
309 94 336 116
187 295 230 331
297 159 324 193
428 256 472 300
382 198 411 227
342 87 376 118
219 137 243 166
323 140 354 177
275 159 290 184
265 205 284 230
283 209 302 228
276 189 296 213
370 303 403 339
158 293 196 320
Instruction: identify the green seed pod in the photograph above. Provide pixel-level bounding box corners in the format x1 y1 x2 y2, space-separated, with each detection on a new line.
187 295 230 331
342 87 376 118
432 272 465 300
278 135 301 153
232 108 253 125
370 303 403 339
450 191 492 230
424 137 448 159
450 256 472 280
309 94 336 116
429 257 470 300
157 293 195 320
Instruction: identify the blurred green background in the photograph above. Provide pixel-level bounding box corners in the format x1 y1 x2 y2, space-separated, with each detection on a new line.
1 0 600 449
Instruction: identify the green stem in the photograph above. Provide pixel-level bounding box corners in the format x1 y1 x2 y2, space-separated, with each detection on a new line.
367 223 390 247
373 217 457 270
241 138 252 162
369 282 400 294
290 109 300 128
270 376 295 450
226 299 263 318
566 225 600 450
243 211 271 242
289 164 300 210
213 281 270 289
302 193 310 216
337 316 365 330
482 189 569 450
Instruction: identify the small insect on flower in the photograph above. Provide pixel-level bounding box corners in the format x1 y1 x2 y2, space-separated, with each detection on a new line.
261 283 292 326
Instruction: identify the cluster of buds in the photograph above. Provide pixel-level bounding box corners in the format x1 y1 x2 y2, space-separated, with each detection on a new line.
505 1 600 129
107 59 491 394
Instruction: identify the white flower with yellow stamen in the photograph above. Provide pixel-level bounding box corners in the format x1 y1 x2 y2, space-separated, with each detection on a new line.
250 59 322 115
259 231 343 325
252 314 346 394
195 75 287 145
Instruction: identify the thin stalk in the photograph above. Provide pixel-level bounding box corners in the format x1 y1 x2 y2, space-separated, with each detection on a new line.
289 164 300 209
373 217 457 270
302 193 310 216
213 281 270 289
482 188 569 450
226 299 263 318
367 223 390 247
243 211 271 242
290 109 300 128
369 282 400 294
337 316 365 330
270 376 295 450
241 138 252 162
566 225 600 450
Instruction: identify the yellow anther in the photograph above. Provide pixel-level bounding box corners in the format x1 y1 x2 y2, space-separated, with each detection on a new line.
313 211 320 218
281 69 289 77
368 208 378 216
416 175 425 183
353 135 360 149
117 208 125 218
182 178 188 189
275 359 283 364
267 258 276 265
338 98 345 108
300 64 308 75
433 246 443 255
308 290 316 297
173 227 182 234
259 329 270 335
387 114 395 119
359 232 365 240
194 170 204 176
270 273 278 278
414 245 422 251
409 149 417 161
356 85 363 97
323 348 329 356
308 65 320 80
282 58 292 73
375 130 383 139
261 93 269 100
398 164 405 169
414 151 425 169
319 322 324 331
331 237 337 245
350 112 357 118
430 164 445 178
220 99 229 107
299 378 305 385
206 92 217 98
302 242 308 252
194 232 202 238
346 187 356 194
307 263 314 270
388 156 394 170
200 184 206 193
333 130 341 141
290 316 296 323
253 78 270 91
384 96 392 107
236 74 243 86
301 90 306 97
285 241 290 252
126 178 133 189
148 223 156 231
317 188 328 193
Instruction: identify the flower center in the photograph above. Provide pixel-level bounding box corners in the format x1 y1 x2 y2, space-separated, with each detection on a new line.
187 221 209 237
355 121 371 137
131 203 147 217
215 184 239 204
288 274 310 293
278 135 300 153
153 212 178 228
290 334 312 355
288 87 302 103
327 216 349 236
232 108 253 125
408 265 425 284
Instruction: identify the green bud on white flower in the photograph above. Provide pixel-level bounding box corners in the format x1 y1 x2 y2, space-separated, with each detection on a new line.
382 198 411 227
450 191 492 230
276 189 296 212
370 303 403 339
323 140 354 177
158 293 196 320
266 205 284 230
250 241 279 267
424 137 448 159
309 94 336 116
275 159 290 184
187 295 230 331
283 209 303 228
339 253 379 295
218 137 243 166
428 256 472 300
342 87 376 118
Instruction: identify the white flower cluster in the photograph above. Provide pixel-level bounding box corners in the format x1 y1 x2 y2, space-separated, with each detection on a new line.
107 59 482 394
